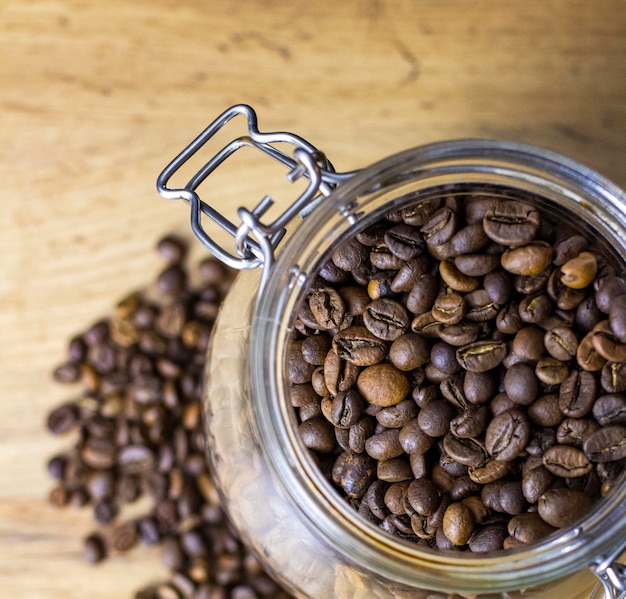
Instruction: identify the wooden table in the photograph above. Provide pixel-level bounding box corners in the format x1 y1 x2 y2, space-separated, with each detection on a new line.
2 1 625 597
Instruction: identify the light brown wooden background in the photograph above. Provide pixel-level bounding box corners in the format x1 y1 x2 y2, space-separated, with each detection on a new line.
2 1 625 597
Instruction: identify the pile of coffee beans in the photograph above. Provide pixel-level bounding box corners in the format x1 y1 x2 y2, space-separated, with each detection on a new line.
288 185 626 552
46 235 292 599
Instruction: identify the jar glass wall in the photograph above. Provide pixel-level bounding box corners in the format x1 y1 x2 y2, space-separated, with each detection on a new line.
204 141 626 598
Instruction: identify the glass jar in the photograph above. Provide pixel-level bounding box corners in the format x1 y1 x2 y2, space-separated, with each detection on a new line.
157 105 626 599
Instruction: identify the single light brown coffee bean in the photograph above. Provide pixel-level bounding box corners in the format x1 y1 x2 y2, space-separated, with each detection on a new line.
542 445 593 477
500 241 553 276
485 409 530 462
538 488 593 528
443 502 475 546
560 251 598 289
357 363 410 407
377 458 413 482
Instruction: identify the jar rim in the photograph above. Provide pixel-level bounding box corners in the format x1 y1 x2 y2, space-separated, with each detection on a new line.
250 139 626 593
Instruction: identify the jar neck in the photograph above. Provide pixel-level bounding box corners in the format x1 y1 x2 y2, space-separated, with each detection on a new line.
250 140 626 593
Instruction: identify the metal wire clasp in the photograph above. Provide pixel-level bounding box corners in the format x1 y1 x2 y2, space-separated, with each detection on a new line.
156 104 356 290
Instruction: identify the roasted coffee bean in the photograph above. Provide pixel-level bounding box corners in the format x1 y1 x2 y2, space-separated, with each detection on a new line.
519 293 553 324
592 394 626 426
508 512 556 544
405 273 438 314
442 434 487 467
609 294 626 343
389 333 430 371
504 363 538 406
450 406 489 439
481 480 527 515
500 241 553 276
583 425 626 462
496 302 524 334
547 268 587 311
560 252 598 289
439 260 479 292
468 523 508 552
538 488 593 528
399 419 436 455
83 533 107 564
298 417 336 453
375 399 418 429
484 270 513 305
577 331 607 371
330 390 365 429
443 502 475 546
485 409 530 462
47 402 80 435
405 478 441 518
601 361 626 393
528 394 563 427
337 451 376 498
308 287 346 330
332 326 387 367
455 253 500 277
535 358 570 386
456 340 507 373
559 370 596 418
556 417 600 447
417 400 455 438
357 363 410 407
384 223 425 260
365 429 404 461
377 458 413 482
363 298 409 341
522 464 553 504
544 325 579 361
323 348 360 395
483 201 540 246
464 289 499 322
331 237 368 271
422 206 458 246
543 445 593 478
468 458 512 484
464 370 498 405
432 292 466 325
349 416 376 454
592 320 626 362
301 335 332 365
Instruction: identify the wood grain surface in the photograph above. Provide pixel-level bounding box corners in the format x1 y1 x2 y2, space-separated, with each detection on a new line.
2 1 625 597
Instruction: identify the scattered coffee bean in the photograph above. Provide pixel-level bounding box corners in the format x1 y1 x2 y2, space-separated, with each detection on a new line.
45 235 291 598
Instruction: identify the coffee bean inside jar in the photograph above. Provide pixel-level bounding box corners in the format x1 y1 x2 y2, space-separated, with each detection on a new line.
287 184 626 553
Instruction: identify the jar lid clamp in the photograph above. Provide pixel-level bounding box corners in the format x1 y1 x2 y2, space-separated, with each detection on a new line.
156 104 357 291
